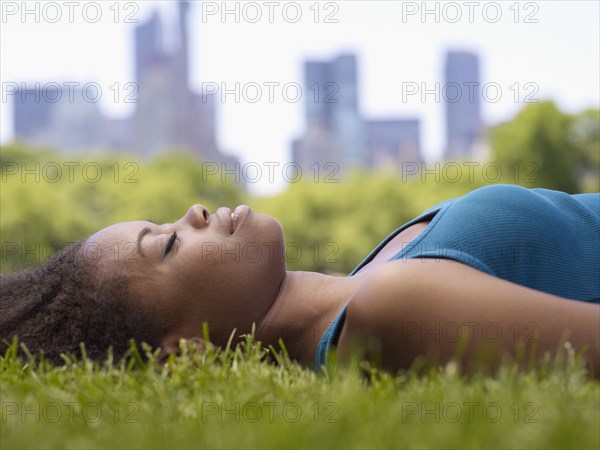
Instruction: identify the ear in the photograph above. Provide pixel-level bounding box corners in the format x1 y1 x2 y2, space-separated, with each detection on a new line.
157 336 213 363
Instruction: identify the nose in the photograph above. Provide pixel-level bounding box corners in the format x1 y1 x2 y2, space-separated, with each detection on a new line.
181 204 210 229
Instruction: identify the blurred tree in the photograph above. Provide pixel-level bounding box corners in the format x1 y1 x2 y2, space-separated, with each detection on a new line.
568 108 600 192
490 101 599 193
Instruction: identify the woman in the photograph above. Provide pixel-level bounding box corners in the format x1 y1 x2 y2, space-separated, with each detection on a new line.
1 184 599 374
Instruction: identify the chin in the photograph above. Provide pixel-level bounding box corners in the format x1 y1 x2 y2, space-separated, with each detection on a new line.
236 213 285 263
257 214 285 260
246 212 283 239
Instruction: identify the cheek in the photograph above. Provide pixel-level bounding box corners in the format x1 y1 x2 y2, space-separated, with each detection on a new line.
186 242 283 273
130 276 190 330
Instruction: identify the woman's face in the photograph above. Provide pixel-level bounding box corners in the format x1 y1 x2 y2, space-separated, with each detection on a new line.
86 204 286 349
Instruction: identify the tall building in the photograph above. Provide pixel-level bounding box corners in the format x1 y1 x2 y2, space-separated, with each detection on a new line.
130 0 225 161
134 11 162 87
293 53 421 173
12 1 236 166
444 51 482 159
293 54 365 173
331 54 365 166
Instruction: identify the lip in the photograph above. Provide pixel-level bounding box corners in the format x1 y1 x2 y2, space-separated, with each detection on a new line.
216 207 233 234
231 205 250 234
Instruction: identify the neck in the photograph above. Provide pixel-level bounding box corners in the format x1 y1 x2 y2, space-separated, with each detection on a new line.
255 270 366 368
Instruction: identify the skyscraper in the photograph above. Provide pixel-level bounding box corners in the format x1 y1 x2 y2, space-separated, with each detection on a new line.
11 1 236 167
133 0 224 161
331 54 365 166
293 54 365 172
444 51 482 159
134 11 162 87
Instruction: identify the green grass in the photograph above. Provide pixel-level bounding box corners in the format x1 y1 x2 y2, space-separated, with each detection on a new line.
1 336 599 450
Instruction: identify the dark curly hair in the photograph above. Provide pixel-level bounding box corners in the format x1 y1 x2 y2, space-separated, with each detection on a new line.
0 239 166 365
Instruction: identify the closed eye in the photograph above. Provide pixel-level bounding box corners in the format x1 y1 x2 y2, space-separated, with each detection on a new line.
164 232 177 256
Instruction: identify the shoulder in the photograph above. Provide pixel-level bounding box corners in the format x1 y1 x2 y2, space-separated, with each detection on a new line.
337 259 475 366
342 256 591 335
337 258 599 371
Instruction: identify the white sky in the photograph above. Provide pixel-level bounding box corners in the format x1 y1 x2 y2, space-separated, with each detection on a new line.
1 1 599 194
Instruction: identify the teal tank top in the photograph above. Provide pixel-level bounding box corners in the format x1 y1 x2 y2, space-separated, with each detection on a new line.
315 184 600 370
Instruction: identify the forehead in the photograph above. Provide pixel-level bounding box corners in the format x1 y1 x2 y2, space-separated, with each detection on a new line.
90 221 148 244
83 221 159 296
84 221 151 270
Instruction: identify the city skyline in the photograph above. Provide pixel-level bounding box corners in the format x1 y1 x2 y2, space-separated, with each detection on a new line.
2 1 599 194
9 2 482 173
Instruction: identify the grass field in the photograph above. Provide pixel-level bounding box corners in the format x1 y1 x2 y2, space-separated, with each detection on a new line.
1 337 599 450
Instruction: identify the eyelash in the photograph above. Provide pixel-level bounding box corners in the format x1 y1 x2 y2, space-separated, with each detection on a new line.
165 232 177 256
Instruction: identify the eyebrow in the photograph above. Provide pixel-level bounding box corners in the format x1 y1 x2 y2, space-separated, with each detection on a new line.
137 227 152 257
